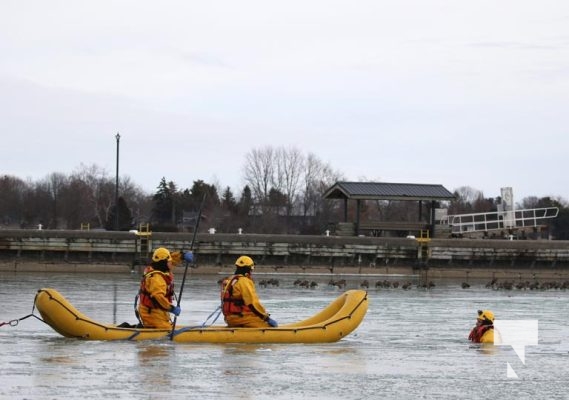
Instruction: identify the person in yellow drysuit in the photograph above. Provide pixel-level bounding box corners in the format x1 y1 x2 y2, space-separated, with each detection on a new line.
136 247 193 329
220 255 278 328
468 309 495 343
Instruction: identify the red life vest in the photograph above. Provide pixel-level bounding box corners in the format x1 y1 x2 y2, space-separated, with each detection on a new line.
221 275 252 316
138 266 175 310
468 324 492 343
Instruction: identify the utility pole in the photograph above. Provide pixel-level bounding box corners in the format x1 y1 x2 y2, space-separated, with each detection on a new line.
115 132 120 231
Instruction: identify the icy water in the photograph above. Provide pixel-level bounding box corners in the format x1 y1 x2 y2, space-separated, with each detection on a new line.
1 270 568 400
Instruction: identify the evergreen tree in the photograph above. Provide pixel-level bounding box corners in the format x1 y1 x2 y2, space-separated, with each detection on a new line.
221 186 237 213
268 188 287 208
105 196 133 230
151 177 175 224
238 185 253 217
189 180 220 208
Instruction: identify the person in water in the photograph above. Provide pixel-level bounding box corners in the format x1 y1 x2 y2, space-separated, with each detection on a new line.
468 309 495 343
136 247 193 329
220 255 278 328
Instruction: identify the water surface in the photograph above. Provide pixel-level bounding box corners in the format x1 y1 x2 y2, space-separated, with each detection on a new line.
1 271 568 399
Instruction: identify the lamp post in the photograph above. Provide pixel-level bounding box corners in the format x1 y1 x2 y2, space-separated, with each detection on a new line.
115 132 120 231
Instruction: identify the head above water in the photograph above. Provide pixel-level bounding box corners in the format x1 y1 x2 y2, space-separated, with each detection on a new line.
477 310 494 323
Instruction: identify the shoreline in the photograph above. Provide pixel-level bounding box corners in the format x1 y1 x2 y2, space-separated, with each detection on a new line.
3 261 569 281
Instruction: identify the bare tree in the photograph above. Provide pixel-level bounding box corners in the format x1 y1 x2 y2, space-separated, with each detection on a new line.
25 180 52 228
45 172 68 228
0 175 27 227
71 164 114 228
244 146 343 231
300 153 324 219
243 146 275 205
275 146 304 217
520 196 540 209
298 153 345 232
60 176 92 229
449 186 485 214
119 176 151 226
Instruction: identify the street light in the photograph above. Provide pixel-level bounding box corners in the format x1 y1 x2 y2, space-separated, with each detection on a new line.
115 132 120 231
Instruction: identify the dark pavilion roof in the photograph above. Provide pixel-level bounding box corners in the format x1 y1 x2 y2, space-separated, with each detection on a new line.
322 181 455 201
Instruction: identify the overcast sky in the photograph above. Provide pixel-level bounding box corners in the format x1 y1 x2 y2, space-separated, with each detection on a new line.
1 1 568 203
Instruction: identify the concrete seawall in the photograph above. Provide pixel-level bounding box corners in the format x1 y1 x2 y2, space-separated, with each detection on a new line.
1 229 569 280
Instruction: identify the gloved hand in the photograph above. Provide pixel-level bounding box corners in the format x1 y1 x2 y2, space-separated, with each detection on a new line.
267 317 278 327
183 251 194 263
170 305 181 316
170 251 183 267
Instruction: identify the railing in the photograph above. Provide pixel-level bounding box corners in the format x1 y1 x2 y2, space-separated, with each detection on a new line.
440 207 559 235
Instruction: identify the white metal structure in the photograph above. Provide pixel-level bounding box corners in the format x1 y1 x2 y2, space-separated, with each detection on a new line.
440 207 559 236
439 187 558 236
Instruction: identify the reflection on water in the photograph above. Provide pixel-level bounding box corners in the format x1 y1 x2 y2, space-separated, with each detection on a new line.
476 343 500 356
137 343 172 361
1 271 569 399
136 343 174 394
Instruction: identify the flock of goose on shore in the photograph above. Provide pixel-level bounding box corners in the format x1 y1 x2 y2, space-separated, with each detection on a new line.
480 278 569 290
254 278 569 291
258 278 443 290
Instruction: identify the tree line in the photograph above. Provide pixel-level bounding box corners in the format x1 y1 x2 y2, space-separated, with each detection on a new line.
2 146 568 238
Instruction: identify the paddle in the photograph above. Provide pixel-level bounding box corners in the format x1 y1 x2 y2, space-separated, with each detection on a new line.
170 193 207 340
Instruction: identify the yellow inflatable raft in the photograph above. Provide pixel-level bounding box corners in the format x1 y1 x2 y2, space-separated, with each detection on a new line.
35 288 368 343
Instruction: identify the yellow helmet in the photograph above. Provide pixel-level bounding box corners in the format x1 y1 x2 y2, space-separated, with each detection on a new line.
477 310 494 322
235 255 255 268
152 247 172 262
